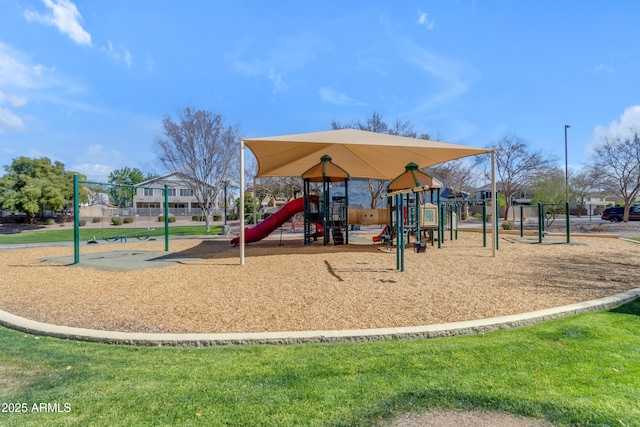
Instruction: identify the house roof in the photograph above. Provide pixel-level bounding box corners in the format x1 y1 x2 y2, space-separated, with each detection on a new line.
135 172 213 189
135 172 189 188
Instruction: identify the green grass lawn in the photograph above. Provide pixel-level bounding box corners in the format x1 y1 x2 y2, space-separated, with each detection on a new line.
1 299 639 426
0 225 222 244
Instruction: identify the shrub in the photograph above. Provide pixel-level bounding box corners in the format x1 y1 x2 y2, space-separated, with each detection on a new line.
123 217 134 224
43 218 56 225
212 214 222 221
158 215 176 223
92 217 101 223
79 219 86 227
502 220 514 230
461 212 468 220
226 214 237 221
111 217 123 226
192 215 206 221
263 212 271 219
473 212 483 219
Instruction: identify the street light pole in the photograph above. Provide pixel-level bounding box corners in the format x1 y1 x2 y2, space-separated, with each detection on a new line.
564 124 570 201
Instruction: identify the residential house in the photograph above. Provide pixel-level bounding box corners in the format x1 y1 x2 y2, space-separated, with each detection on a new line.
134 172 223 216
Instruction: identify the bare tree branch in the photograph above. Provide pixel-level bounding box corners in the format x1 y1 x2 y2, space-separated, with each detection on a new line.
590 132 640 222
487 133 555 219
155 107 241 231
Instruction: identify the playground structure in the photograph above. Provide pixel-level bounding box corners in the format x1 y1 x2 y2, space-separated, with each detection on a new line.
239 129 498 266
233 159 458 272
235 155 398 247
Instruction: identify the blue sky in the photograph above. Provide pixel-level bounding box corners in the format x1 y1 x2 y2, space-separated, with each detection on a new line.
1 0 639 182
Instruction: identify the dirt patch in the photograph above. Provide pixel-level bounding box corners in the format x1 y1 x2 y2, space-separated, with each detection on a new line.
0 232 639 334
388 410 555 426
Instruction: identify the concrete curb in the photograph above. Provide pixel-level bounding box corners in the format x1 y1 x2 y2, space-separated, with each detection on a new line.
1 288 639 347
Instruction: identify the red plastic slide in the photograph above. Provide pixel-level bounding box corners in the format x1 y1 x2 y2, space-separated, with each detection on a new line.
231 196 317 245
372 225 389 243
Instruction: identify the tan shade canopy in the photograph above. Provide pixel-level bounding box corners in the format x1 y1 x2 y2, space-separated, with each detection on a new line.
301 155 349 182
244 128 491 180
388 162 442 191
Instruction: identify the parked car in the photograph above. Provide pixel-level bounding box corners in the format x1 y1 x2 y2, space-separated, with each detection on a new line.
601 206 640 222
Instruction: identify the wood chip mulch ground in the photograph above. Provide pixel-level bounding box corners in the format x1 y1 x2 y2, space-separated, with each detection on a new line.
1 231 639 334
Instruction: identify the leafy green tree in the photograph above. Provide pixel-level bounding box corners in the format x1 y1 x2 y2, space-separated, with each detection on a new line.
0 157 84 222
236 191 255 215
107 167 155 208
530 167 566 227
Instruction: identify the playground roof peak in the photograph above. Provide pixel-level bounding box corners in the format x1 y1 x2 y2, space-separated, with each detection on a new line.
301 154 350 182
387 162 442 192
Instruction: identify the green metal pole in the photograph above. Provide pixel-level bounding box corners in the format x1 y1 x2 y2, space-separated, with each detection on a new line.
565 201 571 244
400 193 405 272
73 173 79 264
164 184 169 251
415 192 421 245
538 203 543 244
395 195 400 270
520 205 524 237
345 179 349 245
454 203 458 240
482 201 486 247
430 190 435 246
388 195 394 247
449 204 453 241
437 190 442 248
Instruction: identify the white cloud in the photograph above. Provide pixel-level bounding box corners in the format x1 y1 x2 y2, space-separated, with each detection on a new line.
587 106 640 156
592 105 640 141
229 33 325 93
146 55 154 72
268 68 285 94
72 145 124 180
417 10 435 30
409 48 470 112
23 0 92 47
0 43 38 88
85 144 123 159
102 41 133 68
0 107 25 133
0 44 38 133
318 87 365 106
593 63 613 74
0 91 27 107
72 163 113 181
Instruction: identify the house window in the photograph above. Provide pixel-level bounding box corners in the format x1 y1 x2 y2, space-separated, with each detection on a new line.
180 188 193 197
143 188 153 196
162 188 177 197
